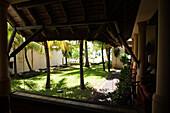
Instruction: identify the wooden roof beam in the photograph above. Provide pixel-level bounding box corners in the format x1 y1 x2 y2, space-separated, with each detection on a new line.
7 13 26 36
109 23 139 65
15 0 67 10
9 29 43 60
103 0 108 19
11 5 34 34
7 0 31 4
26 8 48 37
80 0 91 33
60 2 74 34
9 20 115 31
42 6 60 35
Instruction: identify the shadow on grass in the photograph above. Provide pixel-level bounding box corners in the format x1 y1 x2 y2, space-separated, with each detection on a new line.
58 66 110 79
12 78 96 101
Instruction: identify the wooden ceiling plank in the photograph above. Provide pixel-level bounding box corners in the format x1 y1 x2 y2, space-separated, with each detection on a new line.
15 0 66 10
42 5 52 24
43 5 60 35
27 8 49 37
79 0 91 33
7 0 31 4
60 2 74 34
26 8 37 25
11 4 34 34
103 0 108 19
7 13 26 36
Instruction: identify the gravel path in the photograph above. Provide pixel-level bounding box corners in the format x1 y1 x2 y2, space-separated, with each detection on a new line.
90 70 120 104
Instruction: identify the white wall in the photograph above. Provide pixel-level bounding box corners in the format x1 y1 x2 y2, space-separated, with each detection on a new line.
112 46 125 69
9 49 63 74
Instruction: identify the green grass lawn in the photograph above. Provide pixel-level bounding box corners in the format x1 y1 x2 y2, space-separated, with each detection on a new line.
11 65 111 100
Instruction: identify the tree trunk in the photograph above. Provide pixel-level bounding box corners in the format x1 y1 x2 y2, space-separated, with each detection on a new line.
13 45 17 74
102 43 105 71
44 41 50 89
80 40 85 89
106 47 110 72
65 50 68 65
25 48 32 71
85 41 89 67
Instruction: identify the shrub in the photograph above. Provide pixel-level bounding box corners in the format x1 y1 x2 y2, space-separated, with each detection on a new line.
114 47 120 57
111 65 131 106
105 60 112 67
120 53 128 64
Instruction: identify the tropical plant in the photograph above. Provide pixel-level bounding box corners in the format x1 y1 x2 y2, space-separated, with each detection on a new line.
113 47 120 67
112 65 131 105
120 53 128 64
92 41 106 71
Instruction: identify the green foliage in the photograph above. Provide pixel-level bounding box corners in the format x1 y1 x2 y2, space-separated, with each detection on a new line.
11 65 110 100
105 60 112 67
113 47 120 57
120 53 128 64
27 42 45 54
112 65 131 106
7 23 13 40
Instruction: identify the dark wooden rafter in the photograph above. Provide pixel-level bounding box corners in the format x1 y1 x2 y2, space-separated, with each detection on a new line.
103 0 107 19
8 29 42 60
15 0 66 10
26 8 48 37
42 5 60 35
113 23 139 65
7 13 26 36
42 5 52 24
92 25 106 39
90 0 110 40
60 2 74 34
79 0 90 33
8 29 16 55
26 8 37 24
7 0 31 4
107 26 121 44
11 4 34 34
9 20 115 31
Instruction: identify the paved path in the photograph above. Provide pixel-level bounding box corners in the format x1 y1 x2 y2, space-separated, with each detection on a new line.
90 70 120 104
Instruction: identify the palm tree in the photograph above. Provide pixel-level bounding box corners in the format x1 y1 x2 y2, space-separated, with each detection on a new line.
101 43 105 71
85 40 89 67
25 42 45 71
92 41 106 71
105 45 111 72
53 41 72 65
44 41 50 89
80 40 85 89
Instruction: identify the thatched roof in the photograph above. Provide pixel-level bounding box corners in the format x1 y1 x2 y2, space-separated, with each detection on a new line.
7 0 140 46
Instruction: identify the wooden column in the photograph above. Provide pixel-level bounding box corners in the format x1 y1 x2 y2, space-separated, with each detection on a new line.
137 22 147 82
133 34 138 70
0 0 11 113
152 0 170 112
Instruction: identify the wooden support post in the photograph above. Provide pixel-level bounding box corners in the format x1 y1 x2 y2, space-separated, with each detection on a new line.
8 28 16 55
9 29 42 59
80 40 85 89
